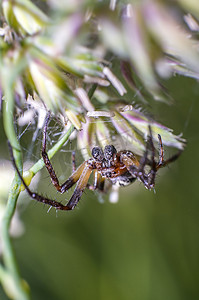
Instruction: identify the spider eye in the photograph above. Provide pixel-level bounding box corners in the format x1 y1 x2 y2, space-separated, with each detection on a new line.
92 147 104 161
104 145 117 160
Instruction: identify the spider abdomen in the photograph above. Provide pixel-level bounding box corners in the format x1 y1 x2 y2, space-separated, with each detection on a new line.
110 172 136 187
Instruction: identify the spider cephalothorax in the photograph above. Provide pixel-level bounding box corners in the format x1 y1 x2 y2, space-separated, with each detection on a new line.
90 145 137 185
9 114 182 211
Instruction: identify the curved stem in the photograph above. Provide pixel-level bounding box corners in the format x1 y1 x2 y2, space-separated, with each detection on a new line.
2 86 30 300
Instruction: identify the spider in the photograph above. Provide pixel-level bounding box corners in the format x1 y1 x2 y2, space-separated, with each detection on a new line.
9 114 182 211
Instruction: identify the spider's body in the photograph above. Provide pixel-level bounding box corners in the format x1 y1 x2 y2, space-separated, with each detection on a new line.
9 114 182 212
108 172 136 187
88 147 137 187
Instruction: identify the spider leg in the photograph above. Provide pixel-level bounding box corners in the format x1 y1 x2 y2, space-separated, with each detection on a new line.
145 131 182 187
156 134 182 170
156 151 182 170
8 141 72 210
120 127 157 190
120 152 139 178
87 171 105 191
60 161 87 193
146 126 157 188
41 113 85 193
9 141 94 211
157 134 164 167
95 172 105 191
41 112 64 192
133 126 155 173
134 125 157 189
120 154 150 188
65 165 93 210
42 127 86 194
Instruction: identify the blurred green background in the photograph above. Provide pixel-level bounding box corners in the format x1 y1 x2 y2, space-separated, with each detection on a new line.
0 75 199 300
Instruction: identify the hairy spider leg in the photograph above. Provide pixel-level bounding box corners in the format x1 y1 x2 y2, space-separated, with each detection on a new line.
157 134 164 167
156 151 182 170
120 127 157 190
156 134 182 170
42 112 86 194
120 152 140 177
87 170 105 191
71 150 105 192
122 129 182 190
135 126 158 189
120 153 151 189
146 126 157 188
95 172 105 191
119 129 154 189
42 140 87 194
133 126 155 174
65 164 93 210
9 141 95 210
8 142 71 210
41 111 63 192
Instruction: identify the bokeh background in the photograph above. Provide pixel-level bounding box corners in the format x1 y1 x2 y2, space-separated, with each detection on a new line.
0 75 199 300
